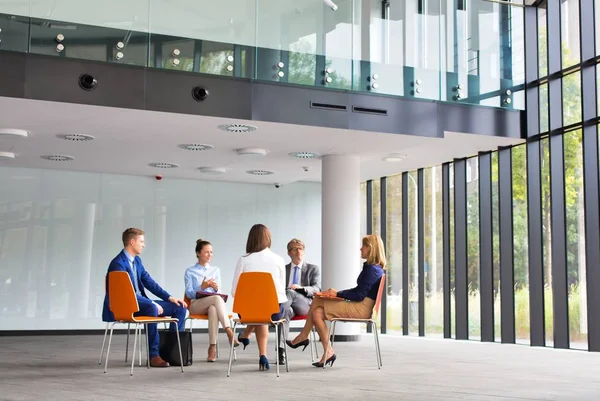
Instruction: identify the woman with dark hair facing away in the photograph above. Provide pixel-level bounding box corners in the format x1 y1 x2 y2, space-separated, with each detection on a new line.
184 239 239 362
231 224 287 371
287 234 386 367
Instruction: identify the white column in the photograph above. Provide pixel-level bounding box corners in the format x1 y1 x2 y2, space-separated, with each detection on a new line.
322 155 361 337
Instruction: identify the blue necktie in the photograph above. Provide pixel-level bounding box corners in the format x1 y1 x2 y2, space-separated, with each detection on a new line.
131 260 141 295
293 266 300 285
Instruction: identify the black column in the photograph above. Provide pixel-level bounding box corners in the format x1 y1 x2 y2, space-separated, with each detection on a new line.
442 163 451 339
418 169 425 336
402 172 409 336
524 4 546 348
380 177 388 334
478 152 494 342
547 0 569 350
580 0 600 352
498 147 515 344
454 159 468 340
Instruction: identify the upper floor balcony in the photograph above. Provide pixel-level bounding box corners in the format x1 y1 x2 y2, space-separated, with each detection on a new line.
0 0 525 109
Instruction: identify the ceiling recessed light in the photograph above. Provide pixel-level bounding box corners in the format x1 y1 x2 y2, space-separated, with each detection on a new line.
149 162 179 169
198 167 227 175
0 151 16 159
0 129 28 138
218 124 257 133
57 133 95 141
289 151 321 159
246 169 274 176
236 148 268 156
179 144 214 151
382 153 406 162
41 154 74 162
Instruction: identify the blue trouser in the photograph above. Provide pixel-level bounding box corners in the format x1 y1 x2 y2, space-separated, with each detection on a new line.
135 300 187 357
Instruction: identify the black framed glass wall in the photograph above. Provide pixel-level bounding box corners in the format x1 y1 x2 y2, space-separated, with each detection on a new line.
365 0 600 352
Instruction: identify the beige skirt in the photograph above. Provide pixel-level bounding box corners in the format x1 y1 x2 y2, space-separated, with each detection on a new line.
312 296 376 320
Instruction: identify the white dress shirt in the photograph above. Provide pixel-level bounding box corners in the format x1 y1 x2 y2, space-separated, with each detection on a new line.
288 260 304 287
231 248 287 304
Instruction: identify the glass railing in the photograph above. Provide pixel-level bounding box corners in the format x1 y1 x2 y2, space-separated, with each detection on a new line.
0 0 525 109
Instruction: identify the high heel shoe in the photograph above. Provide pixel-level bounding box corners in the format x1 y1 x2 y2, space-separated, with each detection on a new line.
238 333 250 350
312 353 337 368
259 355 270 371
286 338 309 351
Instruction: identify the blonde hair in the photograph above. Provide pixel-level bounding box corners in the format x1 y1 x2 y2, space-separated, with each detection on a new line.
362 234 386 268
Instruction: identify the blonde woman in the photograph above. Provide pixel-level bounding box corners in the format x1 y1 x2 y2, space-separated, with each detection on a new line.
287 234 386 367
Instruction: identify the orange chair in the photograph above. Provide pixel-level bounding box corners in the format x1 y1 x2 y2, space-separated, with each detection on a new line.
183 294 236 360
103 271 184 375
227 272 288 377
324 274 386 369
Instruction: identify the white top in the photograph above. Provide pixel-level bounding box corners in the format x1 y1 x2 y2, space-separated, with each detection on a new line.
231 248 287 304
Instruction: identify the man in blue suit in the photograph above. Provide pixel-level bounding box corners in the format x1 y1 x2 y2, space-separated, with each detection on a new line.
102 227 187 367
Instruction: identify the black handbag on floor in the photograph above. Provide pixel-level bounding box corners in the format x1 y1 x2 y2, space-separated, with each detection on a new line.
158 330 193 366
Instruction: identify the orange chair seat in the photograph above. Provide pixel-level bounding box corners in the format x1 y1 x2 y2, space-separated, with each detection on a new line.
131 316 178 323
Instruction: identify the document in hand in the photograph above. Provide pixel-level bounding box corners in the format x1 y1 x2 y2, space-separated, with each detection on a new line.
196 291 229 303
315 292 345 301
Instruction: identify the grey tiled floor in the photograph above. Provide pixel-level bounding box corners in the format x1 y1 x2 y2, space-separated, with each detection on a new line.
0 332 599 400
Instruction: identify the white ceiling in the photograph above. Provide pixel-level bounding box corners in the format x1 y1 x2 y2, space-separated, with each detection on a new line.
0 96 523 184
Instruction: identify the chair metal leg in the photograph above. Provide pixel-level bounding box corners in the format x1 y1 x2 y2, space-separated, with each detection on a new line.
275 324 280 377
125 323 130 362
310 327 317 363
283 323 289 373
138 325 142 367
227 322 238 377
373 321 382 368
229 317 237 361
103 323 116 373
130 324 139 376
326 320 337 369
98 322 109 365
174 324 184 373
145 325 150 369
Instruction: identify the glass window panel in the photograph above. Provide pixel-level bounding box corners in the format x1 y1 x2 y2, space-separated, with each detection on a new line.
563 71 582 126
538 5 548 78
424 167 443 337
560 0 580 68
492 152 501 341
512 144 530 345
540 83 549 133
564 130 587 350
407 171 419 334
386 175 403 334
467 157 480 339
372 179 381 235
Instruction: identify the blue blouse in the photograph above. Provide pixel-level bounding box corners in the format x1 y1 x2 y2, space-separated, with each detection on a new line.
184 263 222 300
336 263 384 302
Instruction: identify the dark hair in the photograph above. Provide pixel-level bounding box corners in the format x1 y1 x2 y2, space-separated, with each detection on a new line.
122 227 144 247
245 224 272 254
195 239 211 254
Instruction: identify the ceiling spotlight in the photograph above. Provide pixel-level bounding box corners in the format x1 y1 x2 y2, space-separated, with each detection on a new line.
289 151 321 159
57 133 95 142
41 154 74 162
0 128 28 138
56 33 64 42
56 44 64 52
277 71 285 78
218 124 257 133
148 162 179 169
178 144 214 151
198 167 227 175
0 151 16 160
246 169 274 176
323 0 338 11
236 148 268 156
277 61 285 68
227 55 234 62
382 153 406 162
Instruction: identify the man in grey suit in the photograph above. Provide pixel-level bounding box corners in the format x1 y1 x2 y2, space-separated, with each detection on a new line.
278 238 321 365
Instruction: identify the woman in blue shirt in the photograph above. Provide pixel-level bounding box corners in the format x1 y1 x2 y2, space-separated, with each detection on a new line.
286 234 386 368
184 239 238 362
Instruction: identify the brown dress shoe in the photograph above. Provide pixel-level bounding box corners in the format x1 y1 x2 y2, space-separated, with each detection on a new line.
150 356 170 367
